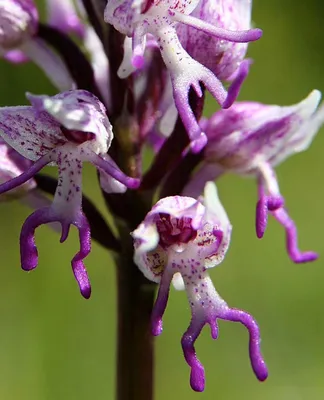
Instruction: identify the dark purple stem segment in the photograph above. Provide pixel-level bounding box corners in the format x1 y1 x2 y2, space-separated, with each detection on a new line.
115 249 156 400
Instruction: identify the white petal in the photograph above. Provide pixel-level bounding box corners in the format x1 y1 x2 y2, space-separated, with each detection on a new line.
0 106 65 161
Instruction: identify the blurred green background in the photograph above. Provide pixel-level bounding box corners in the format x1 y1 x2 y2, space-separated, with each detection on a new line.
1 1 324 399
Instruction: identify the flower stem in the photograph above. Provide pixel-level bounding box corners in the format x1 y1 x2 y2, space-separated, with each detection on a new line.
115 248 156 400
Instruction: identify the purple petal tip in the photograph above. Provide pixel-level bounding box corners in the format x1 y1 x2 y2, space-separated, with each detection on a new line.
190 365 205 392
132 55 145 69
20 240 38 271
255 363 268 382
294 251 318 264
256 200 268 238
152 318 163 336
250 28 263 41
21 255 38 271
209 320 219 339
190 133 207 154
127 177 141 189
80 285 91 299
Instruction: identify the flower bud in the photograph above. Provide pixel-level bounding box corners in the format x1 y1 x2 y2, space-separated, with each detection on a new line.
0 0 38 50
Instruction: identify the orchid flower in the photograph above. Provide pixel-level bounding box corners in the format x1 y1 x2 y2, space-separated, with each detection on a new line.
177 0 255 80
104 0 262 152
132 182 267 391
0 0 74 90
0 89 139 298
184 90 324 263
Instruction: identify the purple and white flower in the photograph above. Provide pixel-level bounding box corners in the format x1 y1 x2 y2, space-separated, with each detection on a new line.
0 0 74 90
0 89 139 298
177 0 255 80
132 182 267 391
184 90 324 263
104 0 262 152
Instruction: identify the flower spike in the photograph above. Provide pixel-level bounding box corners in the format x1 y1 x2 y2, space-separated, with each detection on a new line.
132 182 267 391
0 90 139 297
184 90 324 263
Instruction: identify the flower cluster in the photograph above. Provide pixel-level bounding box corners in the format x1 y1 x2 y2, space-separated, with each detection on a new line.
0 0 322 395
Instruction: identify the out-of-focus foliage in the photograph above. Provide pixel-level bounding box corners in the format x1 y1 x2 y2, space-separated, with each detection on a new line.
0 1 324 399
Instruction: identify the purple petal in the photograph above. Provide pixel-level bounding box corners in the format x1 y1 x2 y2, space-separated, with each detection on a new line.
174 11 262 43
87 151 140 190
4 49 28 64
223 59 251 109
46 0 85 38
0 106 64 161
0 154 51 196
181 320 207 392
20 205 92 298
220 308 268 381
72 212 92 299
271 208 318 263
151 270 173 336
20 207 57 271
256 190 284 238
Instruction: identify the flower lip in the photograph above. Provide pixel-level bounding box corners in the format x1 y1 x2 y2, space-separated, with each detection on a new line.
26 90 113 154
61 127 95 144
140 0 153 14
156 213 198 248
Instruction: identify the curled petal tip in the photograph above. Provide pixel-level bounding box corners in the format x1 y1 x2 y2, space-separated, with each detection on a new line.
294 251 318 264
127 177 141 189
74 267 92 299
210 321 218 340
256 228 265 239
20 215 40 271
80 285 92 299
60 224 70 243
152 319 163 336
20 240 38 271
21 255 38 272
190 133 207 154
132 54 145 69
255 362 268 382
190 365 205 392
249 28 263 41
223 60 251 109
